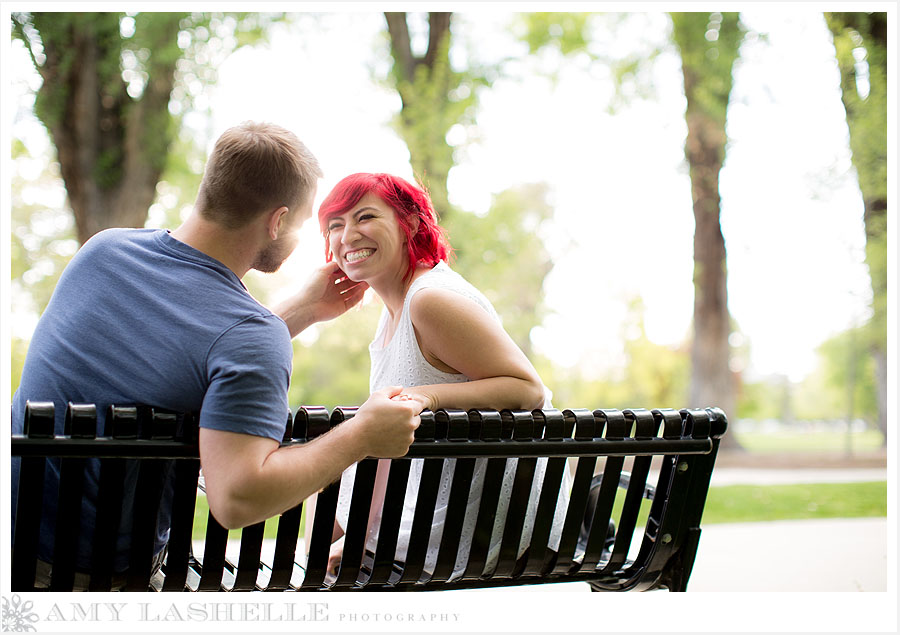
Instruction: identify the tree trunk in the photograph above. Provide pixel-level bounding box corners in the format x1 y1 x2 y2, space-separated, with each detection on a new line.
671 13 743 449
824 12 888 446
383 12 455 217
685 104 735 434
20 13 182 244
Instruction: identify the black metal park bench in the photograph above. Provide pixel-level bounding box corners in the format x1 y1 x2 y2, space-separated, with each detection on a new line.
11 401 726 592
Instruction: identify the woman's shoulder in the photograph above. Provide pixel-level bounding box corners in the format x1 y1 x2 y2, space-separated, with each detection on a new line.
407 263 499 323
409 262 483 298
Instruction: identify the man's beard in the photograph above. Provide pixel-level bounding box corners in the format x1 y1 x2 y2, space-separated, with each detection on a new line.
252 237 292 273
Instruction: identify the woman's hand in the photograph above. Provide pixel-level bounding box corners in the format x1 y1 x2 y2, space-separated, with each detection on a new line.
391 388 435 413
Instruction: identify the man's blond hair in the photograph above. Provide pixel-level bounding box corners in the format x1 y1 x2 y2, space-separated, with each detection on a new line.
196 121 322 228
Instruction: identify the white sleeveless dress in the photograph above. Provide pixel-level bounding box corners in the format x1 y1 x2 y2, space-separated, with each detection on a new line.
336 262 569 579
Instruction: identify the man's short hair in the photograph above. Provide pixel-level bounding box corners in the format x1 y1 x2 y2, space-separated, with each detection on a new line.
195 121 322 228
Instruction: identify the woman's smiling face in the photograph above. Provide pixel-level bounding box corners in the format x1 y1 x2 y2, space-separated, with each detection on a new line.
326 192 410 285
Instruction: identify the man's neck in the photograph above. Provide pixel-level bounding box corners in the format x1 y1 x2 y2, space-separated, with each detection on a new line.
171 213 258 279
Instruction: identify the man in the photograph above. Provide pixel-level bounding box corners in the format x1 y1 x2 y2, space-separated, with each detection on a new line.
11 121 421 587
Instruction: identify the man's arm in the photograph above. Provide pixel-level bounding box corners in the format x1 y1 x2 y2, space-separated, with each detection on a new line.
272 262 368 338
199 385 420 529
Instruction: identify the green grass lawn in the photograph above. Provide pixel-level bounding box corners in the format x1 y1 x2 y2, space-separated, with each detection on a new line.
617 479 886 531
701 480 887 524
191 480 887 540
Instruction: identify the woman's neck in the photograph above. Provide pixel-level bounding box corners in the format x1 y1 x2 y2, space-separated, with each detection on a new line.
373 263 432 320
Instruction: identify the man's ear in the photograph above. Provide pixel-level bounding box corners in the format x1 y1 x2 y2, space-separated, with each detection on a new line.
266 206 290 240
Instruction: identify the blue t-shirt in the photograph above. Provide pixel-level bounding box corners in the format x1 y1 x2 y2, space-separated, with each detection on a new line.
11 228 292 571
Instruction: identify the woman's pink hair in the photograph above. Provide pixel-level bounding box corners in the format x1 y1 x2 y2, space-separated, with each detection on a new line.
318 173 453 281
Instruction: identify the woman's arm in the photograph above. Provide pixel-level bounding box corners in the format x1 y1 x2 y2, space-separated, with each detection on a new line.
404 287 546 412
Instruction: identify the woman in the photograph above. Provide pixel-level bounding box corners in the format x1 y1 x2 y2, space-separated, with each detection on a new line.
318 173 569 580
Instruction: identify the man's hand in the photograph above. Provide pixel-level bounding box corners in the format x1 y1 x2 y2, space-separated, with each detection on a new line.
350 386 422 458
391 389 435 413
273 262 369 337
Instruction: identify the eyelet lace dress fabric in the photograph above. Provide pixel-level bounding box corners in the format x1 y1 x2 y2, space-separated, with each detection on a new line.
335 262 571 580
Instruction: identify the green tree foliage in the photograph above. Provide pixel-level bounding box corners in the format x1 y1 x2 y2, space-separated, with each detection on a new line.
517 12 594 54
514 12 664 112
794 326 878 423
382 12 487 219
824 11 887 444
11 11 278 244
288 302 383 410
443 183 554 356
535 299 689 410
618 303 690 409
10 137 76 316
737 378 790 423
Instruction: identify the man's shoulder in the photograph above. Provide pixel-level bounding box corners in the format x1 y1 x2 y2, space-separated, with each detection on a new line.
78 227 159 256
86 227 157 243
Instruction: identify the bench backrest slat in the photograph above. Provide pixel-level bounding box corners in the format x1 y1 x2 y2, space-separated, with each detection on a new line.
89 457 127 591
460 455 506 581
519 408 568 578
196 514 228 590
431 458 476 583
363 458 412 586
490 410 538 580
162 458 200 590
49 455 86 590
11 456 46 591
333 457 378 588
396 455 444 584
48 403 96 590
234 522 266 590
552 453 597 575
264 409 306 591
521 455 567 577
298 410 343 590
267 503 303 590
605 459 646 574
125 459 169 590
457 410 502 581
580 457 624 571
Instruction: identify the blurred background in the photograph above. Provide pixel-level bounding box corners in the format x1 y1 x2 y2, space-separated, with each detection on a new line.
6 9 889 465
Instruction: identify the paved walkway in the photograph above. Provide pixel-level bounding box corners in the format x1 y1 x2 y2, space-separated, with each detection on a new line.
688 516 887 591
710 466 887 486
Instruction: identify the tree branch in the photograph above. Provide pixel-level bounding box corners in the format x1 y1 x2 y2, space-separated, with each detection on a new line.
424 12 451 69
384 12 415 82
